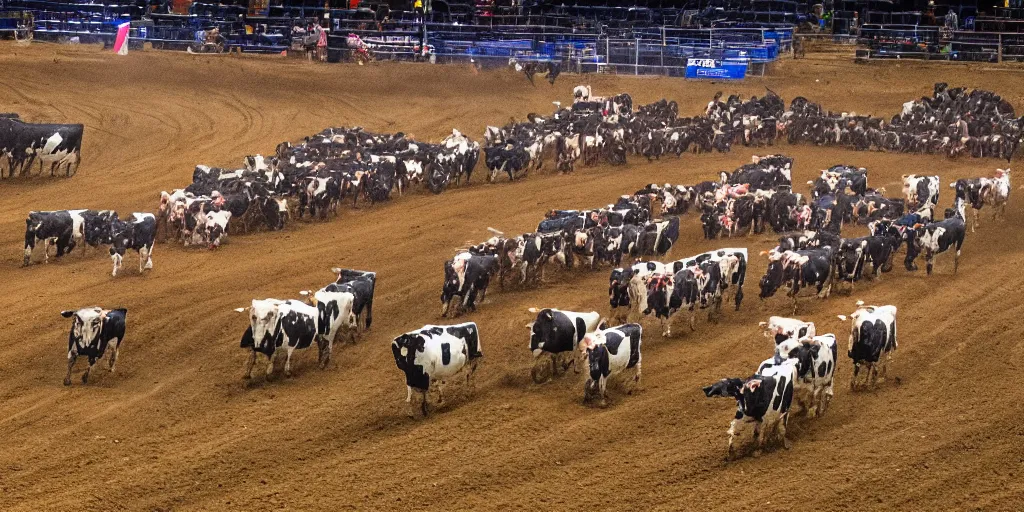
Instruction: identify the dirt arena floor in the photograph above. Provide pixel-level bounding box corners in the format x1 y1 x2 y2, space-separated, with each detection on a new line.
2 42 1024 511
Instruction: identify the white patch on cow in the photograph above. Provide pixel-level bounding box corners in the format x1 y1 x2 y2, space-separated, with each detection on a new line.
42 132 63 154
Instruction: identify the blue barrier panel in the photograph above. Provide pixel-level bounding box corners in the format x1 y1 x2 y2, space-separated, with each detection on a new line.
685 58 748 80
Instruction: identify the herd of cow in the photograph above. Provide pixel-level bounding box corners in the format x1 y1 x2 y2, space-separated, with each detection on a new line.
31 83 1015 460
480 86 785 178
784 83 1023 160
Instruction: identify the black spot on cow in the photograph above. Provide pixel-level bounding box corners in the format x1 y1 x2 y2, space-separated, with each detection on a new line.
441 342 452 365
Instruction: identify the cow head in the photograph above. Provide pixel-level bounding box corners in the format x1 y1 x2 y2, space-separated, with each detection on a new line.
391 333 425 372
108 219 132 277
235 299 282 351
441 260 460 317
643 274 673 318
702 378 744 400
84 212 117 247
608 268 631 308
584 344 609 398
758 258 785 299
61 307 105 349
838 240 867 278
700 209 721 240
205 211 232 249
528 308 557 356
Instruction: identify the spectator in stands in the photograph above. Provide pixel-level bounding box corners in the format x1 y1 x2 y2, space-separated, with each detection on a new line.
923 1 937 25
944 10 959 30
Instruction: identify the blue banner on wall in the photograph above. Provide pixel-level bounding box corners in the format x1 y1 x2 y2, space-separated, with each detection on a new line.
685 58 748 80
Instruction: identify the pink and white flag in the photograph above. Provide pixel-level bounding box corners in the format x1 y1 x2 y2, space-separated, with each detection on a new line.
113 22 130 55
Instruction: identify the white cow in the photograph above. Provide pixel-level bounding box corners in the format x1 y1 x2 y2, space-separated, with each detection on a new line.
392 322 482 417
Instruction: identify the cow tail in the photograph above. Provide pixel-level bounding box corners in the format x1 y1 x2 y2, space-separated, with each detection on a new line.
364 296 373 330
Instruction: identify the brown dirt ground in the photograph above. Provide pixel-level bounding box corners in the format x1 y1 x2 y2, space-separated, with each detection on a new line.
2 42 1024 511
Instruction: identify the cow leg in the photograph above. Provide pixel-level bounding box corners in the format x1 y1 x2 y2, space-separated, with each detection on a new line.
243 350 257 379
42 238 51 264
64 353 78 386
661 316 671 338
82 356 97 384
689 308 697 332
727 420 739 460
107 340 120 372
926 251 935 275
850 363 860 390
628 360 642 394
954 249 960 274
265 352 276 378
973 209 979 233
780 416 791 450
598 376 608 408
283 347 296 377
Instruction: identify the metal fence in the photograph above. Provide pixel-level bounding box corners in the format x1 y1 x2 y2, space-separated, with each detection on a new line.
331 25 790 78
857 25 1024 62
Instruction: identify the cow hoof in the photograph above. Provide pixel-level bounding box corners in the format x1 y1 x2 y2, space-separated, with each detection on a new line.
81 374 89 384
63 378 72 386
751 449 761 458
783 440 792 450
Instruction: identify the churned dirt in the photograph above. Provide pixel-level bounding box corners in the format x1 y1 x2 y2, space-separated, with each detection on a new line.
1 42 1024 511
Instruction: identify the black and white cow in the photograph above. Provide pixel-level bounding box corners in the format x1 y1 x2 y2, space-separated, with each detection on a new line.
902 174 940 209
298 287 359 367
834 235 897 290
392 322 482 416
644 259 722 337
906 216 966 275
670 247 748 311
581 323 642 406
24 210 80 266
758 316 816 345
0 117 83 176
442 252 498 317
109 213 156 277
82 210 119 249
204 210 232 249
765 335 838 417
635 216 680 256
758 247 834 313
608 260 667 323
838 302 897 390
60 307 127 386
328 268 376 330
951 168 1011 232
527 308 602 383
237 298 323 379
703 358 797 458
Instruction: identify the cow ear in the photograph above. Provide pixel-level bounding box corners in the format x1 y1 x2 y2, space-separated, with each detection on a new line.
525 322 535 330
60 310 75 318
702 385 715 397
114 308 127 316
